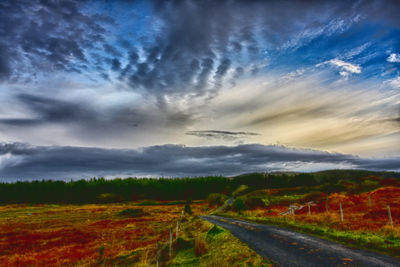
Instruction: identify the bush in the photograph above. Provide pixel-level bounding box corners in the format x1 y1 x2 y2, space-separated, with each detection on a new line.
195 238 208 257
379 178 400 187
118 208 144 218
244 197 266 209
232 198 246 211
175 237 193 251
206 193 228 206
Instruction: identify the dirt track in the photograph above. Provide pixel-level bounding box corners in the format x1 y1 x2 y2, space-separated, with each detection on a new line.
201 215 400 267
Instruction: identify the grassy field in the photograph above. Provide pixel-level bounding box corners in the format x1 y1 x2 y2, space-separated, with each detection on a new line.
217 186 400 257
0 201 211 266
1 171 399 266
0 200 272 266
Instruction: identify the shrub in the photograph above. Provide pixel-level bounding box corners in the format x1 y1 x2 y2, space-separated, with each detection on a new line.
232 198 246 211
244 197 266 209
175 237 193 251
118 208 144 218
379 178 400 187
194 238 208 257
206 193 227 206
222 185 233 196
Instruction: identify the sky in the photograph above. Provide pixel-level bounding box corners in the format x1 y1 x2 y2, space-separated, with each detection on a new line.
0 0 400 180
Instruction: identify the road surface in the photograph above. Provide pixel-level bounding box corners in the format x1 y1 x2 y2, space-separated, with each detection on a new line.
201 215 400 267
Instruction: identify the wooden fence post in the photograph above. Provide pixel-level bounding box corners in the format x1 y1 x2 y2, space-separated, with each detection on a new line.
387 203 393 228
144 250 148 266
289 205 295 216
176 221 180 239
156 242 159 267
169 228 173 259
339 201 344 222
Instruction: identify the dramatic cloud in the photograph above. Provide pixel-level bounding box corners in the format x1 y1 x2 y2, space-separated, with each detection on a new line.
115 0 364 98
0 0 400 179
0 142 399 181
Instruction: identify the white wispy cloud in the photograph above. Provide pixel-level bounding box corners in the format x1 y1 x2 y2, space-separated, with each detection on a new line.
387 53 400 63
316 58 361 79
329 59 361 74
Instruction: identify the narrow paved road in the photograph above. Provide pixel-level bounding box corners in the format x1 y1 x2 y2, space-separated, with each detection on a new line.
201 215 400 267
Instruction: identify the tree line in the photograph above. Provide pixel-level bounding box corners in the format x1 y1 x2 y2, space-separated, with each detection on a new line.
0 170 398 204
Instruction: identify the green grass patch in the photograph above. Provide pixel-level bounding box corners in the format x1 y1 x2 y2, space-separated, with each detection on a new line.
169 247 199 267
206 225 224 238
168 216 272 266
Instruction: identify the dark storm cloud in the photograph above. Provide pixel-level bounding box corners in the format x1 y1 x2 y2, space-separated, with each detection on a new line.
0 94 96 125
0 93 194 138
0 0 112 80
0 142 399 180
186 130 259 141
0 93 131 131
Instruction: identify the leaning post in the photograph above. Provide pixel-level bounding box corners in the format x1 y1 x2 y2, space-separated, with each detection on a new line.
169 228 173 259
339 201 344 222
387 203 393 228
176 221 180 239
156 242 160 267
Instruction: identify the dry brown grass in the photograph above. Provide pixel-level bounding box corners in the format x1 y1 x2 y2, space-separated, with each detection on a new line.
194 237 208 257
